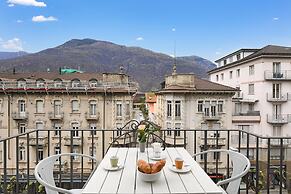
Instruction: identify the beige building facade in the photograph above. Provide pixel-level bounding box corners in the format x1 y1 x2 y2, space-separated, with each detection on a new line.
0 72 138 175
155 73 236 174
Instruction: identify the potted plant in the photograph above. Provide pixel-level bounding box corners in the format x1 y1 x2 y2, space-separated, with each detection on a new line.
137 123 160 152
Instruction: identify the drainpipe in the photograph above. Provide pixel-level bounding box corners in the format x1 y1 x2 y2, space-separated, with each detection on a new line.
7 94 11 159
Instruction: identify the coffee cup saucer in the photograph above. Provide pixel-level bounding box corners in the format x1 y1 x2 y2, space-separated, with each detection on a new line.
149 154 167 161
168 165 191 173
103 164 124 171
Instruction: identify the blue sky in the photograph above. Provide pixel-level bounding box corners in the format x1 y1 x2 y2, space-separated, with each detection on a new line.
0 0 291 61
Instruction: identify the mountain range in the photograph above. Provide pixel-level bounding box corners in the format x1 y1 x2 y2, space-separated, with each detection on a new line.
0 39 216 91
0 51 28 60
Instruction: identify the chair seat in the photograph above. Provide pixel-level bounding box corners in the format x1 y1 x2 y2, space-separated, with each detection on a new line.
70 189 83 194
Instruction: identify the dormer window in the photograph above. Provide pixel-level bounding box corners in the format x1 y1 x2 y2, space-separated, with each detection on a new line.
36 79 45 88
89 79 98 88
236 54 241 60
17 79 26 88
223 59 227 65
54 79 62 88
71 79 81 88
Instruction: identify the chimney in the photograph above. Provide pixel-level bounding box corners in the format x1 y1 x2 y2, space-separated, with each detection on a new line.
59 67 62 75
47 68 50 73
13 67 16 74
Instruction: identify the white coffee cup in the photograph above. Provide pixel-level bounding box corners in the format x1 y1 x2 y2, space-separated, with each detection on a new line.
152 142 161 158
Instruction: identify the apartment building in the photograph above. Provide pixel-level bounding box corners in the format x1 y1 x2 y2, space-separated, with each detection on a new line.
0 72 138 174
155 73 236 174
209 45 291 163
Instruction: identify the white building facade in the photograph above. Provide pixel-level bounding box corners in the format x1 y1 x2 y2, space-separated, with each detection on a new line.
209 45 291 138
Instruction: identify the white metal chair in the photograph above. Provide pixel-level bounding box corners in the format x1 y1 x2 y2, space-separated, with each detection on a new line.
34 153 97 194
193 149 251 194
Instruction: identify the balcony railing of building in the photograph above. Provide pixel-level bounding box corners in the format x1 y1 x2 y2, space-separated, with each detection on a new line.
48 112 64 120
1 125 291 193
85 112 100 121
267 114 291 124
202 114 221 121
11 112 29 120
232 91 243 99
267 93 289 102
0 81 139 92
264 70 291 80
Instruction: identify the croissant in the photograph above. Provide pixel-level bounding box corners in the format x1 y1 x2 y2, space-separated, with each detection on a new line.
151 160 166 173
137 160 152 174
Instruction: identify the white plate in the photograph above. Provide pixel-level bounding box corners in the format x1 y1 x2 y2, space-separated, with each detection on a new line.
149 154 167 161
168 165 191 173
103 164 124 171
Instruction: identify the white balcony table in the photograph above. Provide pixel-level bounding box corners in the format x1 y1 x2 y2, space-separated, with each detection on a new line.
82 147 223 194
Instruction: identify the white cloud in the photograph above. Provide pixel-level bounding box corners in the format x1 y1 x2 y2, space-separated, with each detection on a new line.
273 17 279 21
1 38 23 51
7 0 46 7
169 54 175 58
32 15 57 22
172 28 176 32
16 19 23 23
215 51 221 55
136 37 144 41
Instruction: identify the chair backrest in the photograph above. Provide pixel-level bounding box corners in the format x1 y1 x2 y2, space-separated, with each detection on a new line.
225 150 250 194
34 153 97 194
34 155 61 194
193 149 250 194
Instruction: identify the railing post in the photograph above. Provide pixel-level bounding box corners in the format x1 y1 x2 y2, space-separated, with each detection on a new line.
16 136 19 194
3 140 7 194
280 138 283 193
255 136 259 194
26 133 30 193
267 138 270 194
204 130 207 173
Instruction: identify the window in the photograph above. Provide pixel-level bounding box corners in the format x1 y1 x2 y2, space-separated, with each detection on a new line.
19 123 26 134
272 83 281 98
229 71 233 79
270 148 284 160
72 146 79 160
221 73 224 81
248 84 254 95
174 123 181 136
38 147 44 160
89 146 96 159
204 101 210 116
17 80 26 88
36 80 45 88
71 79 80 88
210 101 216 116
217 101 223 112
197 101 203 112
216 75 219 82
234 103 242 114
90 123 97 136
54 79 62 88
214 152 220 160
19 147 25 161
71 100 79 112
54 124 61 136
116 123 122 136
55 146 61 155
36 100 44 113
89 101 97 115
18 100 26 114
273 62 281 73
36 122 44 130
223 59 227 65
116 102 122 117
248 103 254 111
125 101 130 116
167 101 172 117
175 101 181 118
89 80 98 88
236 69 240 77
273 126 282 137
236 54 241 60
249 65 254 75
54 100 62 115
166 122 171 136
72 122 79 137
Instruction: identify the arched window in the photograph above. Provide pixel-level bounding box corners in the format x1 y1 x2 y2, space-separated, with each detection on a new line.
89 79 98 88
71 79 81 88
36 79 45 88
17 78 26 88
54 79 63 88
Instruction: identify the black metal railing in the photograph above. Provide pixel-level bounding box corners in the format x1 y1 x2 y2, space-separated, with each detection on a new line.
0 127 290 193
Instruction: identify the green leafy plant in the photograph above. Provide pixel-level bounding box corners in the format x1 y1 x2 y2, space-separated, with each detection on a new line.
137 124 159 143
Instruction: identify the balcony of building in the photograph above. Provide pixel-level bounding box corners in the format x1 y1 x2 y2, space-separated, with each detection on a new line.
232 111 261 122
232 91 243 100
267 114 291 124
12 112 29 120
267 93 288 103
0 124 291 193
48 112 64 120
264 70 291 80
85 112 100 121
202 114 221 121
